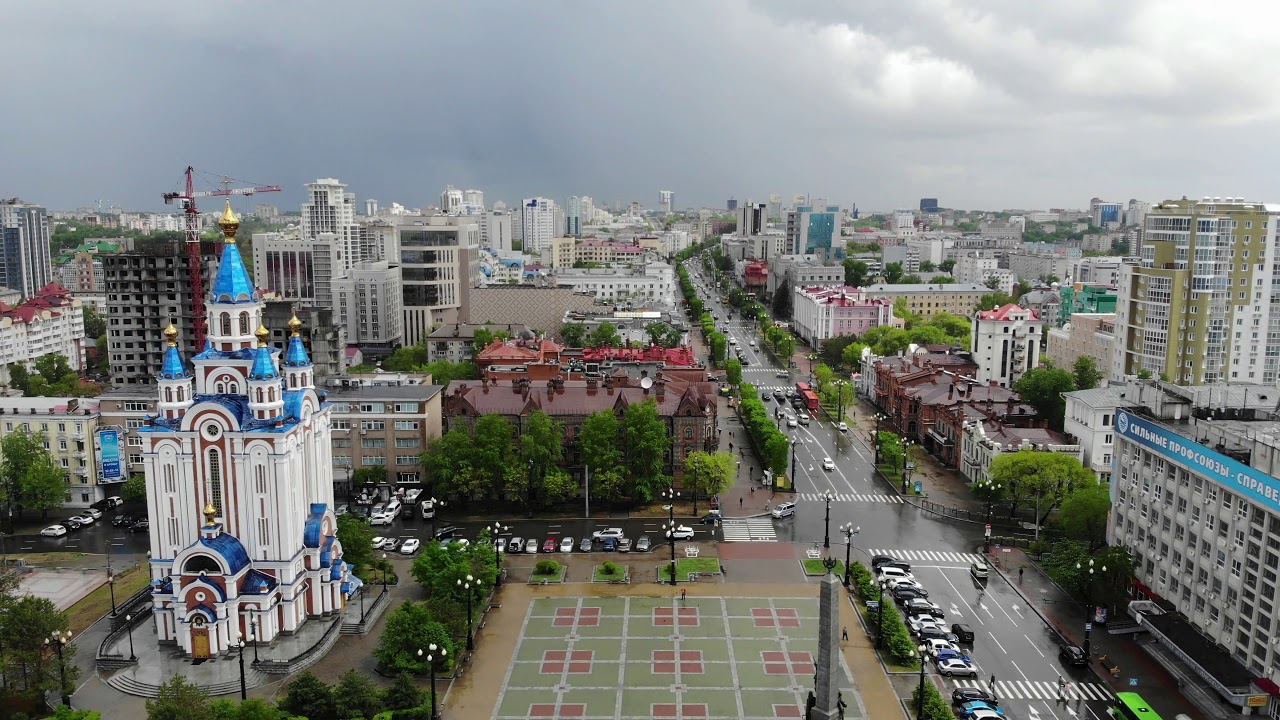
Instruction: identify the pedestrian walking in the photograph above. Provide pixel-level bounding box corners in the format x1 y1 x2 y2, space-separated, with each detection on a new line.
765 499 771 511
1018 567 1024 582
842 627 848 641
729 442 733 451
680 588 687 602
739 497 743 509
989 674 996 690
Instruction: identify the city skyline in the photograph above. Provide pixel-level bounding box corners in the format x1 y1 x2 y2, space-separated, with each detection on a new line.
3 1 1278 211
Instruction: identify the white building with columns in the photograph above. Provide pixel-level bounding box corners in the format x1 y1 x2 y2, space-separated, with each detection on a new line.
139 203 353 659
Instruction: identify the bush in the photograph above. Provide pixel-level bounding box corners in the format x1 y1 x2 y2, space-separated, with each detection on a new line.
849 561 877 600
600 561 621 576
534 560 560 575
911 680 958 719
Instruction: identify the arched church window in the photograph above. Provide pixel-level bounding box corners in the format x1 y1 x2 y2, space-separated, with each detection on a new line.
220 313 231 336
239 313 249 335
182 555 221 574
216 383 225 394
229 383 238 394
177 388 184 402
268 387 275 402
164 388 173 403
290 373 297 387
256 388 264 403
207 449 223 515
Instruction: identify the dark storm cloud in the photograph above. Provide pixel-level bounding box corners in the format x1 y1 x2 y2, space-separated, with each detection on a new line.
3 0 1279 213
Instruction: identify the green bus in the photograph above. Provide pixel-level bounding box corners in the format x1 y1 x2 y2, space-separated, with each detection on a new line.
1113 692 1164 720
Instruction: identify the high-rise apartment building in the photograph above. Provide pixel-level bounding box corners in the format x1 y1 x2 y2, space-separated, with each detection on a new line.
301 178 361 276
251 227 315 303
1112 197 1280 385
658 190 674 213
1090 198 1122 227
480 211 513 254
440 185 463 215
738 202 767 237
566 196 582 237
332 260 403 348
0 199 53 299
463 189 485 214
786 205 841 261
972 304 1042 388
103 237 220 386
394 216 481 345
521 198 559 253
580 196 595 226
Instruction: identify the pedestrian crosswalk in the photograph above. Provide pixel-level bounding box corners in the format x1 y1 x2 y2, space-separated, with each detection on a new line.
797 492 903 504
721 518 777 542
867 548 986 565
940 677 1114 702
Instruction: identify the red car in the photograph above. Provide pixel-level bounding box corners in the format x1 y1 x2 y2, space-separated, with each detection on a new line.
543 537 557 553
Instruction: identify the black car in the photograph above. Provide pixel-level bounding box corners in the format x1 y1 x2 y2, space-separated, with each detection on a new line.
892 587 928 604
433 526 459 540
111 513 134 527
700 512 722 524
761 392 771 402
918 627 959 643
904 599 945 619
951 687 998 706
951 623 975 644
59 520 82 532
870 555 899 569
1059 643 1087 667
129 519 150 533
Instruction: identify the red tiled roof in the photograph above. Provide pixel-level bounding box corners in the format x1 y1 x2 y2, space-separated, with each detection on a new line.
578 345 697 367
977 303 1037 321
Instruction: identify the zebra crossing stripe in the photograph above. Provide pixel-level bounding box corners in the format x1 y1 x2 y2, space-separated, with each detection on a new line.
974 679 1110 702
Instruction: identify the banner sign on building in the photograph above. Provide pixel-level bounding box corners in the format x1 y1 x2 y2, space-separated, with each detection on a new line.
99 429 123 481
1116 409 1280 514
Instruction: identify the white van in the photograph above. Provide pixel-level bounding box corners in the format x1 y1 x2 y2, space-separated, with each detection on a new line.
421 498 436 519
384 499 402 517
969 560 989 581
878 565 914 581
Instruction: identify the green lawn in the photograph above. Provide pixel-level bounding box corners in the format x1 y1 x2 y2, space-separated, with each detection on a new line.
801 558 846 577
592 563 629 582
529 563 566 584
657 557 720 582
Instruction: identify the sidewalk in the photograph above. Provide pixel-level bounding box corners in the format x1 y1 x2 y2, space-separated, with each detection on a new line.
992 547 1202 719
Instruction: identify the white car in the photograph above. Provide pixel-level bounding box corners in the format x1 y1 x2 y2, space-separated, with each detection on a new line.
822 457 836 471
369 511 394 526
909 616 942 635
593 528 625 541
83 508 103 519
105 496 124 508
884 577 925 592
70 514 95 526
400 539 421 555
837 422 849 432
924 638 958 655
877 565 914 581
560 536 576 552
669 525 694 540
787 416 798 428
935 657 978 677
372 536 389 550
749 340 757 346
40 525 67 538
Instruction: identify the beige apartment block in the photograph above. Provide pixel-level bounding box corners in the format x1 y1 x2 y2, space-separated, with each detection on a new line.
862 283 989 318
1046 313 1115 373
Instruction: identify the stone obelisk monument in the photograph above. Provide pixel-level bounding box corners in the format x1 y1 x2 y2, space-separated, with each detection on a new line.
811 556 843 719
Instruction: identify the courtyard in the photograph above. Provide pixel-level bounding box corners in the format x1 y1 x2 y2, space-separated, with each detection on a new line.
492 595 858 720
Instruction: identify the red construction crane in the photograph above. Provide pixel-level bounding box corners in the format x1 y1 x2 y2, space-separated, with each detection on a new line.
162 166 281 349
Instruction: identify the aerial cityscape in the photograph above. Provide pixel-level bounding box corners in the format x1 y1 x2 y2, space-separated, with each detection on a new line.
1 2 1276 720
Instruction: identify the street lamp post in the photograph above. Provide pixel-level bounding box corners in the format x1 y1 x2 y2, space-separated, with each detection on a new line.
835 380 848 425
821 490 836 548
916 642 929 718
427 497 446 538
527 458 535 519
236 635 247 700
900 440 914 493
1076 558 1106 657
790 438 798 491
457 575 480 651
46 630 72 706
124 613 136 660
807 353 819 382
381 552 389 593
359 581 366 621
976 480 1001 553
838 524 859 587
491 521 509 586
420 644 446 720
691 460 699 518
662 486 679 585
249 617 260 662
877 581 887 649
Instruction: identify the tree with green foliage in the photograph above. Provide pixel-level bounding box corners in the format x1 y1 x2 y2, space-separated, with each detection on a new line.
876 431 904 470
724 358 743 386
375 601 457 675
383 671 425 711
842 259 870 288
381 342 429 371
621 400 671 502
0 429 66 520
472 326 510 355
988 451 1095 525
861 325 911 357
43 707 102 720
515 410 566 510
559 322 587 348
882 262 904 283
580 410 624 507
352 467 386 494
146 675 213 720
121 474 147 503
814 363 835 392
336 514 374 574
911 680 956 720
708 332 727 365
957 220 979 232
278 671 335 720
208 699 286 720
898 273 924 284
644 322 684 348
82 306 106 339
421 426 479 500
817 335 858 369
1013 364 1076 431
333 668 384 720
1058 484 1111 551
918 260 936 272
472 414 516 499
1072 356 1101 391
683 451 735 504
587 322 622 348
977 290 1013 310
840 341 867 370
423 360 478 386
939 258 956 273
771 281 792 320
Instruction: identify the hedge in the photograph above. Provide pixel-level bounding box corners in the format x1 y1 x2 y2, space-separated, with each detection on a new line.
911 680 958 719
850 560 917 666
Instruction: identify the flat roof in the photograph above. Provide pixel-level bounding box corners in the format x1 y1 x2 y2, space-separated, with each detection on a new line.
1144 612 1255 690
325 385 442 401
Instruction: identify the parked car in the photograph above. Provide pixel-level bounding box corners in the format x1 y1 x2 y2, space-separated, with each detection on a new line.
934 647 972 664
618 537 633 553
935 658 979 677
111 513 134 527
369 511 394 526
560 536 576 553
669 525 694 540
525 538 539 554
372 537 389 550
40 525 67 538
635 535 652 552
334 504 349 516
592 528 625 541
904 599 945 619
884 577 926 593
870 555 899 569
918 626 959 643
433 526 459 540
1059 643 1088 667
543 538 558 553
952 688 998 707
959 705 1003 720
508 537 524 554
700 511 722 524
960 700 1003 716
70 513 95 526
602 537 618 552
104 496 124 508
382 538 400 552
129 519 149 533
400 539 421 555
909 616 943 636
892 587 928 604
61 520 82 532
83 508 103 519
770 501 796 519
579 537 593 553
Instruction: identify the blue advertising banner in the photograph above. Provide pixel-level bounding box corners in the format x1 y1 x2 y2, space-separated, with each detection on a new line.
1115 409 1280 515
99 429 122 481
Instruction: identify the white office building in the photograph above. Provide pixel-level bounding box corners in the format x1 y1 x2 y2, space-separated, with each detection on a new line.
440 185 463 215
332 260 403 348
521 198 561 253
393 216 482 345
1062 387 1122 483
480 211 514 255
971 304 1041 387
553 262 675 306
301 179 362 278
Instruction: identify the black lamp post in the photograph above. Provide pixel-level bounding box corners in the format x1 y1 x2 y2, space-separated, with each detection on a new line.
877 581 887 649
359 581 366 621
691 460 699 518
916 642 929 718
107 551 117 617
527 458 535 519
381 552 388 593
428 496 445 539
822 490 835 549
46 630 71 706
457 574 479 651
420 644 446 720
661 487 679 585
249 617 260 662
900 440 914 493
235 635 247 700
872 412 887 464
976 479 1001 553
1077 558 1106 658
124 613 136 660
839 523 858 587
835 380 848 424
491 522 509 587
790 438 798 490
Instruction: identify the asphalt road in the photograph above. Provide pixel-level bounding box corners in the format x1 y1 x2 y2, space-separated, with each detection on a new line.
685 260 1115 719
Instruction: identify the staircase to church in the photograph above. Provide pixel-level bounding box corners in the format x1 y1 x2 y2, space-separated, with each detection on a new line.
106 665 272 698
340 587 392 634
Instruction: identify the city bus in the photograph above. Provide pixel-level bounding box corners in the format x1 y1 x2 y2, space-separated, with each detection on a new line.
1113 692 1164 720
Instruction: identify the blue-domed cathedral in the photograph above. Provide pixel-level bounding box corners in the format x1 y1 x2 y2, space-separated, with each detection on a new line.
139 202 353 658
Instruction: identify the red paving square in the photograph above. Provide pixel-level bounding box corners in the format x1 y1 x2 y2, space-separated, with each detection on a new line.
778 617 801 628
540 662 564 674
776 608 799 619
764 663 789 674
680 650 700 661
652 704 707 718
788 651 811 663
654 662 676 673
529 703 585 719
570 650 592 661
653 606 699 626
545 650 568 661
654 650 676 662
541 649 593 674
774 705 803 718
530 704 557 718
559 706 585 718
678 607 697 616
680 662 703 673
567 662 591 673
762 651 785 663
762 650 813 676
553 607 600 627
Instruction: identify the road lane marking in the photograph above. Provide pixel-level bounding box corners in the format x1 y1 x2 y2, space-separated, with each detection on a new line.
992 597 1019 627
936 568 986 625
1025 634 1045 656
1012 604 1025 619
1039 701 1062 719
988 632 1008 655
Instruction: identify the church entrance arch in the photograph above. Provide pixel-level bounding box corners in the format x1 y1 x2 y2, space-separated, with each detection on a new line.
191 615 211 658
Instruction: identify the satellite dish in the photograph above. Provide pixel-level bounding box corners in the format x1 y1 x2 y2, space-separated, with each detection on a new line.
640 377 654 389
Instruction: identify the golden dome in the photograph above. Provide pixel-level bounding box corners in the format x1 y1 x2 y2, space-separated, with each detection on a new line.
218 201 240 243
163 322 179 346
288 314 303 337
203 504 217 524
255 323 270 347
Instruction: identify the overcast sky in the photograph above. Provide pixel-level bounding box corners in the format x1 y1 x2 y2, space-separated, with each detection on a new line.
5 0 1279 214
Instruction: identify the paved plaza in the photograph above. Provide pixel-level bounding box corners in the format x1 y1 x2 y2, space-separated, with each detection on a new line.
492 596 859 720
